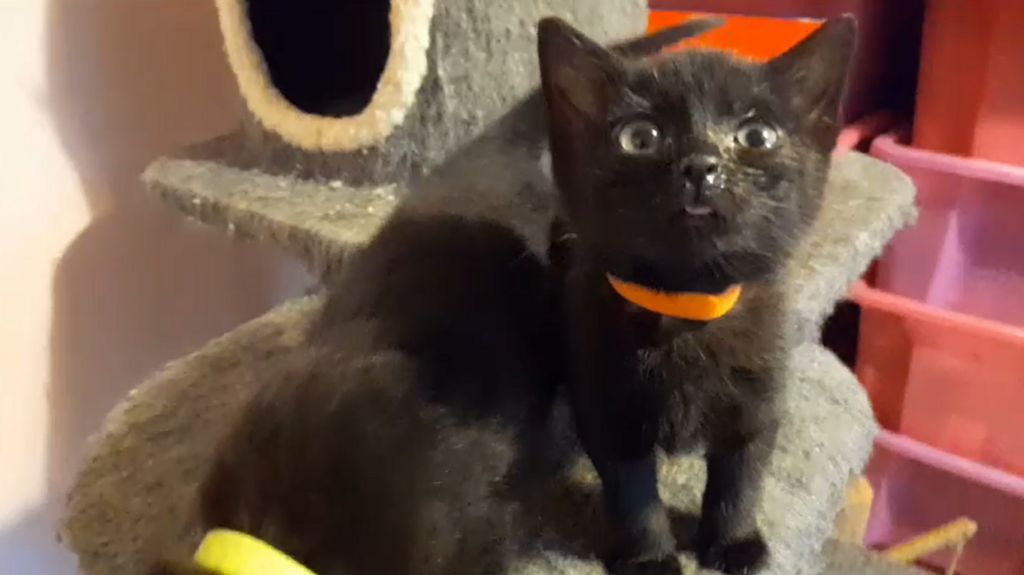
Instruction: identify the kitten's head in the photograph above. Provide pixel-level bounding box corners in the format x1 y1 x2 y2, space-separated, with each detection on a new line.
539 17 855 293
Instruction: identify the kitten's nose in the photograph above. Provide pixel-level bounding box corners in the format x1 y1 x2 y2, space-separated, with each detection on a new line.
678 155 723 211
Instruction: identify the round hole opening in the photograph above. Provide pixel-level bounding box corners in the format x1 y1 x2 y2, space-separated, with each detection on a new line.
247 0 392 117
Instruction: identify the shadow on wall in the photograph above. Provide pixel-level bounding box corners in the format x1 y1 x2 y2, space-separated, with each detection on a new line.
0 1 310 573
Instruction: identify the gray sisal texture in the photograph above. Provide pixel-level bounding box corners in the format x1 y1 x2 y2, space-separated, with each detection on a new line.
62 296 883 575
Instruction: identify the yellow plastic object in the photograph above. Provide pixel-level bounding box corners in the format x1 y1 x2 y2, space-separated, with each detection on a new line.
194 529 317 575
883 517 978 575
833 476 875 544
607 275 742 321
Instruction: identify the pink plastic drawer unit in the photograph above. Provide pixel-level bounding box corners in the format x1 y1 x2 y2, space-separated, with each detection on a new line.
851 282 1024 478
866 430 1024 574
871 133 1024 328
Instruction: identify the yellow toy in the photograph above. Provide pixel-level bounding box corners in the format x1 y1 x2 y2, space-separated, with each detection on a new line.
194 529 316 575
833 477 978 574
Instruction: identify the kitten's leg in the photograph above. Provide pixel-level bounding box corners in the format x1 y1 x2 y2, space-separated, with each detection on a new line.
572 391 678 574
567 272 679 574
695 421 778 574
597 452 679 575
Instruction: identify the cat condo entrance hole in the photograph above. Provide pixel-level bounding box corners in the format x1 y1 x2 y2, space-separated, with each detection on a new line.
250 0 390 116
216 0 434 151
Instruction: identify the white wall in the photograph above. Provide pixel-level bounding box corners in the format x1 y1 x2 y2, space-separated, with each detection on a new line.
0 2 310 573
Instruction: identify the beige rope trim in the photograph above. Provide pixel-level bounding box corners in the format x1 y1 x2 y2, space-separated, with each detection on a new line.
215 0 435 152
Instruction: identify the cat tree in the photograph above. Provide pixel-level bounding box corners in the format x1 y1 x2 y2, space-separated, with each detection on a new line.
61 0 919 574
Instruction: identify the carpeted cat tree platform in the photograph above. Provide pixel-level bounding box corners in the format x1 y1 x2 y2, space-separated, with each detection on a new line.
61 1 920 574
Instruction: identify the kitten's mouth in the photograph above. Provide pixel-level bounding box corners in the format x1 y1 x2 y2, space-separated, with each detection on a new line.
684 204 715 216
672 204 726 229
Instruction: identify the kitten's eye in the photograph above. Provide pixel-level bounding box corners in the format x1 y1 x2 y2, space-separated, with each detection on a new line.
616 120 662 155
735 121 778 150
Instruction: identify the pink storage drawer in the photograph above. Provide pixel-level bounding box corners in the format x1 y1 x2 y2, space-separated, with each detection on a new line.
866 430 1024 575
851 280 1024 476
871 132 1024 327
851 282 1024 477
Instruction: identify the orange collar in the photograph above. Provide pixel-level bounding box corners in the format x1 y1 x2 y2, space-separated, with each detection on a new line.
606 274 742 321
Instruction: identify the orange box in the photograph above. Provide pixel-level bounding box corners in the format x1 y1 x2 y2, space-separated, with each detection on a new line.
647 10 820 61
648 2 925 122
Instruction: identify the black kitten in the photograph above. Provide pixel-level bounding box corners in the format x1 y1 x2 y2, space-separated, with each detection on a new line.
152 20 724 575
150 211 563 575
539 17 855 575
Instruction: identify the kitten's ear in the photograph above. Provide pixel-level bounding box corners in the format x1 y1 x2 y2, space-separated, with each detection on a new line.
767 16 856 129
538 18 621 124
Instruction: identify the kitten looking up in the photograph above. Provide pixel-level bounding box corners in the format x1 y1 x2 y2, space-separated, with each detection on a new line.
539 16 855 575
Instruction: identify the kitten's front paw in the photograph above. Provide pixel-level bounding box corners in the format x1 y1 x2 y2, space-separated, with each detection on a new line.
607 523 681 575
607 553 681 575
696 532 768 574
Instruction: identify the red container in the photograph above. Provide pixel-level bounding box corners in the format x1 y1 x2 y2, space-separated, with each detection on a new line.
649 0 924 121
871 132 1024 328
866 430 1024 575
913 0 1024 166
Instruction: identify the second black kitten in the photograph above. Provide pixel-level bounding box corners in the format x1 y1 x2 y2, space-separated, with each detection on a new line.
539 17 855 575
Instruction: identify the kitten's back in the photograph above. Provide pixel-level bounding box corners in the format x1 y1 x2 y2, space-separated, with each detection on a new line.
168 209 561 575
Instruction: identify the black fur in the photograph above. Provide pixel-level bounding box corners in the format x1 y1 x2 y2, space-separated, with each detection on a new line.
538 17 855 575
153 19 727 575
153 210 562 575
